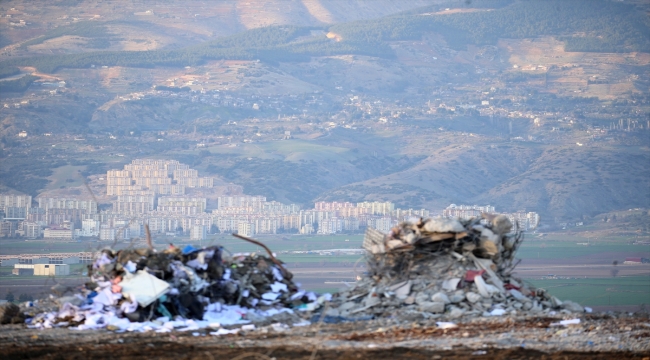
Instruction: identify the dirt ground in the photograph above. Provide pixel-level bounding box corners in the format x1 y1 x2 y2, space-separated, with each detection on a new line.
2 313 649 359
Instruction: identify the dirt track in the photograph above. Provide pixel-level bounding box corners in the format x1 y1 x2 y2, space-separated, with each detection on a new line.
2 314 649 359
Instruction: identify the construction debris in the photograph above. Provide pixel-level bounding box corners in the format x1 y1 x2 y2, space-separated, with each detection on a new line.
23 243 318 332
327 215 586 320
10 213 595 333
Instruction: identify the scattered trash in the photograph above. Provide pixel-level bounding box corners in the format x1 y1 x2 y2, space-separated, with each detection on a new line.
489 309 506 316
550 319 581 327
12 214 593 334
436 321 458 329
22 236 323 332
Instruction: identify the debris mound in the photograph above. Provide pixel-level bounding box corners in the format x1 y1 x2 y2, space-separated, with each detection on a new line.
25 243 322 332
326 215 587 320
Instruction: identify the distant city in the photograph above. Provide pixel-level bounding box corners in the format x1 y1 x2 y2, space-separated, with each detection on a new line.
0 159 539 243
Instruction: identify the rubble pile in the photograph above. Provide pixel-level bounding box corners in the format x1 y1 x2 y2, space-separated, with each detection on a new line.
325 215 588 321
24 243 322 332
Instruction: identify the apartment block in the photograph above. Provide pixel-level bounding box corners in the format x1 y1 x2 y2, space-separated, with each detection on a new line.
43 227 74 240
158 197 207 212
0 194 32 209
24 222 42 239
190 225 207 241
108 159 204 196
357 201 395 215
443 204 495 218
38 198 97 213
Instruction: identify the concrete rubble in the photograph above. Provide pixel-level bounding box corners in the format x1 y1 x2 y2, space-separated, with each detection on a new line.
325 214 590 321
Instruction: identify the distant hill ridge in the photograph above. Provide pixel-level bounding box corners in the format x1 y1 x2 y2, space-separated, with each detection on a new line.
2 0 648 77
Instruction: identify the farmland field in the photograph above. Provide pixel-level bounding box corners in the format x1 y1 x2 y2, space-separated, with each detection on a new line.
527 276 650 307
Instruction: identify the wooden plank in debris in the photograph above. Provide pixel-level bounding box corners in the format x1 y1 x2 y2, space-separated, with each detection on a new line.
419 232 455 243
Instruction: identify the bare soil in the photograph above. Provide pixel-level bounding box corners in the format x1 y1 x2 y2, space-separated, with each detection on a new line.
2 314 649 359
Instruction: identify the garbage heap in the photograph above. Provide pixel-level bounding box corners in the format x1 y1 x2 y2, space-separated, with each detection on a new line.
326 215 586 320
26 244 323 331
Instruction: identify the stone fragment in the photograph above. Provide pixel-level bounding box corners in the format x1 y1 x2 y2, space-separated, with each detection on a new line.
449 294 465 304
479 228 500 243
403 296 415 305
551 296 563 308
508 289 530 302
388 280 411 299
431 292 450 304
414 292 430 305
419 301 445 313
364 292 381 307
339 301 357 311
471 302 484 311
474 276 500 298
466 292 481 303
449 307 466 318
442 278 461 292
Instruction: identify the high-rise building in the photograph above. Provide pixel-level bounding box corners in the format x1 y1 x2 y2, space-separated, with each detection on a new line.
190 225 207 241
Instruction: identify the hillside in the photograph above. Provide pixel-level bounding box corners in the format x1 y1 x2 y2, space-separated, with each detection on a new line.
0 0 649 227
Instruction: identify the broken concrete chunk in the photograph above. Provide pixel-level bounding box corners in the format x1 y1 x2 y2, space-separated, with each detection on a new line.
422 218 465 233
474 276 500 298
431 292 450 304
442 278 461 292
480 228 500 243
466 292 482 303
551 296 563 308
414 292 430 305
364 292 381 308
448 307 466 318
508 289 530 303
449 293 465 304
389 280 412 299
419 301 445 313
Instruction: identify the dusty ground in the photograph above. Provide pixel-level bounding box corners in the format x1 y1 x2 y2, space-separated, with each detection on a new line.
2 313 649 359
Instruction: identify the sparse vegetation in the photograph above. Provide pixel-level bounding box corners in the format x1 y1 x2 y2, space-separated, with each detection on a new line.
0 75 38 93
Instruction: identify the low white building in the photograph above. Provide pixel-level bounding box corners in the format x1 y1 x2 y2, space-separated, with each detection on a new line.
34 264 69 276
